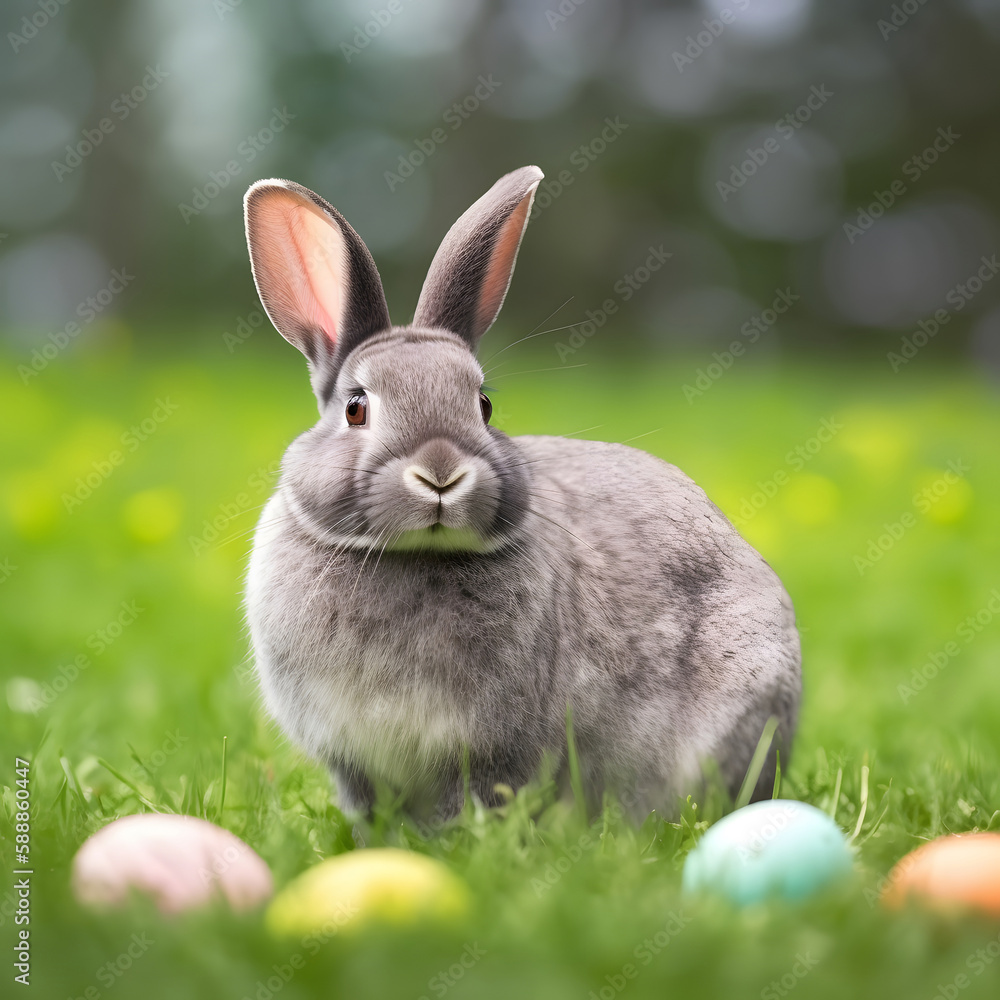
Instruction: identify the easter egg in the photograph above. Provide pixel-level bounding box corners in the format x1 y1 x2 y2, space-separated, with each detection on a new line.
682 799 853 905
881 832 1000 916
266 848 470 937
72 813 273 914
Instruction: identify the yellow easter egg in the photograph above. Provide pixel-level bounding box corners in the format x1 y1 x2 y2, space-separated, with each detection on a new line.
266 848 470 937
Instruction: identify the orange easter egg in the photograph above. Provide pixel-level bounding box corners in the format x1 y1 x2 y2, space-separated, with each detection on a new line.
881 833 1000 917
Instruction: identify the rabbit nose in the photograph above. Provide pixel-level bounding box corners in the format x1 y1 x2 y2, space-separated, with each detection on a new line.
403 439 476 499
408 467 468 495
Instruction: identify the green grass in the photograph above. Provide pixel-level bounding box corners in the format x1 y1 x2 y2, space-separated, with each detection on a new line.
3 335 1000 999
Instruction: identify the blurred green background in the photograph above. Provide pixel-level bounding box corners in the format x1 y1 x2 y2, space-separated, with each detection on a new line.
3 0 1000 363
3 1 1000 998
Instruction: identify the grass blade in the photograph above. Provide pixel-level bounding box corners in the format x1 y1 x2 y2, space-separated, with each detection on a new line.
59 755 88 814
734 716 779 810
98 758 163 812
850 764 870 842
827 766 844 819
564 703 586 821
218 735 228 822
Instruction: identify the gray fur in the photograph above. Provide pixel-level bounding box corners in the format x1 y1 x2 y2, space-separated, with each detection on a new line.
242 167 801 821
413 165 543 349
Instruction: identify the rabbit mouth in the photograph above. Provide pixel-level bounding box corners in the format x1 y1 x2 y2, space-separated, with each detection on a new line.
279 431 520 554
281 477 506 555
375 491 506 553
384 524 505 553
358 446 507 552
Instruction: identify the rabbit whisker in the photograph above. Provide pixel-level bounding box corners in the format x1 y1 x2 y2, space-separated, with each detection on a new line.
478 296 574 369
489 363 587 381
619 428 663 445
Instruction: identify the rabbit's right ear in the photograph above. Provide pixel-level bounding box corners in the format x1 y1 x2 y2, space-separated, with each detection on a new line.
412 165 543 350
244 180 391 391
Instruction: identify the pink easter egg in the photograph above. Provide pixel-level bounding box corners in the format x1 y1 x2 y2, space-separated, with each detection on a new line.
72 814 273 914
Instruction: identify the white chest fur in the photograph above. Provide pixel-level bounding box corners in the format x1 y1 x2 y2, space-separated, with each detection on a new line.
246 494 473 788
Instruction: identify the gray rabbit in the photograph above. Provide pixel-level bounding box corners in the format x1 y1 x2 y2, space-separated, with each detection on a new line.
242 165 801 821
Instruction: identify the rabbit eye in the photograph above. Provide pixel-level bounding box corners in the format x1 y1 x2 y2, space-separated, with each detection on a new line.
345 393 368 426
479 392 492 424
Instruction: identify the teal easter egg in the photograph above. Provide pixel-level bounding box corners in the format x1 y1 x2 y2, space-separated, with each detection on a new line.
682 800 853 904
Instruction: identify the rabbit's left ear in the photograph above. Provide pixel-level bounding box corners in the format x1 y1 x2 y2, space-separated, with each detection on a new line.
243 179 391 379
412 165 543 350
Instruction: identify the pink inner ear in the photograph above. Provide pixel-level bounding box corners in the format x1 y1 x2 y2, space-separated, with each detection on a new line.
475 192 534 334
253 192 348 349
286 205 346 345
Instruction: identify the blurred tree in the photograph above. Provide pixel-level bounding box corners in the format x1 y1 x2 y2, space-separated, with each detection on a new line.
2 0 1000 368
